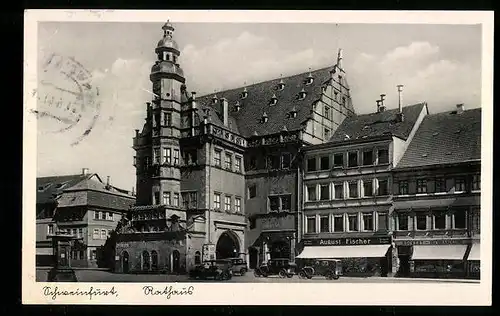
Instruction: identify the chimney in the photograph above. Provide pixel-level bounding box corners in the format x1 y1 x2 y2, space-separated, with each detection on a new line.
378 94 386 112
376 100 381 113
106 176 111 186
221 98 229 126
191 91 196 100
456 103 465 114
131 187 135 196
396 85 404 122
81 168 89 175
135 129 139 137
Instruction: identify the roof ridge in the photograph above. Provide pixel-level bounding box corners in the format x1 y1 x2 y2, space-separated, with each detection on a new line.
37 173 86 180
197 64 334 98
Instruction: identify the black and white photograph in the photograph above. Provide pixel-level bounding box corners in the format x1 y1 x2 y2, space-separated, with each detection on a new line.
23 10 493 305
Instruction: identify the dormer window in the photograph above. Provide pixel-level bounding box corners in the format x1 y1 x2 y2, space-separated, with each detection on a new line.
298 88 307 100
241 87 248 99
262 112 268 123
305 73 314 85
277 79 285 91
289 107 298 118
234 101 241 112
270 94 278 105
212 94 218 104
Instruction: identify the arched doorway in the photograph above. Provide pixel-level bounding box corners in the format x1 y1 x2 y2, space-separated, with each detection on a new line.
151 250 158 271
122 251 129 273
270 240 290 259
142 250 150 271
172 250 180 273
216 230 240 259
195 251 201 265
249 247 259 269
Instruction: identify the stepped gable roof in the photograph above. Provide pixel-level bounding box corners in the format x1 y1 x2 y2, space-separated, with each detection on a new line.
329 103 427 143
196 66 335 138
395 107 481 169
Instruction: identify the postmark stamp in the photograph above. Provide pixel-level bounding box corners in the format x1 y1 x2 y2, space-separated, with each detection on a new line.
34 53 101 146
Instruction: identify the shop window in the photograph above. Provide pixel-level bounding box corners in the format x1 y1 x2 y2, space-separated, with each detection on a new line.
91 249 97 260
472 174 480 191
362 213 373 231
306 216 316 233
399 180 409 195
320 184 330 200
248 185 257 198
348 181 358 198
348 152 358 167
397 213 408 230
455 177 466 192
195 251 201 264
453 209 467 229
333 153 344 168
320 216 329 233
378 213 388 231
348 214 358 231
363 150 373 166
416 214 427 230
333 215 344 232
320 156 330 170
378 148 389 164
334 183 344 199
307 185 317 201
417 179 427 194
307 157 317 172
363 180 373 197
433 211 446 230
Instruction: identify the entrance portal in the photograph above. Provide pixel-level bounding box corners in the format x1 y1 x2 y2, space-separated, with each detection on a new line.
122 251 129 273
270 240 290 259
172 250 180 273
216 231 240 259
249 247 259 269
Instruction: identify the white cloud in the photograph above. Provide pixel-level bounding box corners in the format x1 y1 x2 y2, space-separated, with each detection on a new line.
348 41 480 114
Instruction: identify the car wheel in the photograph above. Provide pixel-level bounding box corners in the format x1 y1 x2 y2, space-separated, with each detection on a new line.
278 270 287 278
332 274 339 280
286 273 293 278
298 271 306 279
254 269 261 277
240 268 246 276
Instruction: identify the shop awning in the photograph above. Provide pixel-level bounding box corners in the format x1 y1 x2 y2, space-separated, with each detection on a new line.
36 247 53 256
412 245 467 260
467 244 480 261
296 245 390 259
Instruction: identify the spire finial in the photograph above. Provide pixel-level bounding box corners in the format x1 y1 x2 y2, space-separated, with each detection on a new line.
337 48 343 69
162 20 174 37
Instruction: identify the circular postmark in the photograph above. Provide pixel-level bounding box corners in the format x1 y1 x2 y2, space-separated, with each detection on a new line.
35 53 101 146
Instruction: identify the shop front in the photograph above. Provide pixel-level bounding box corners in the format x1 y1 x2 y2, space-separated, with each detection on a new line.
296 237 393 277
395 239 469 279
466 242 480 279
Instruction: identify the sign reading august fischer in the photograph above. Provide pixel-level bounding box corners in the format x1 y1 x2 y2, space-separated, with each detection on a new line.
303 237 391 246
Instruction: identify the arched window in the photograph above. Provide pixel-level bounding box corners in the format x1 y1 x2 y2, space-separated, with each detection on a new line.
195 251 201 264
142 250 150 271
151 250 158 271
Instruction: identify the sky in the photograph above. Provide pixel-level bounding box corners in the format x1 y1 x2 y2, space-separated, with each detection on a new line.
36 21 482 190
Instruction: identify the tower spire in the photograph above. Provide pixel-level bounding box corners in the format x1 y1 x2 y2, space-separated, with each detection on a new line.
336 48 343 70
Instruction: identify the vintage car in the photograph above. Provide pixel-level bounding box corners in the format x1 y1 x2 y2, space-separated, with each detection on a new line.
225 257 249 276
297 259 343 280
253 258 297 278
189 259 233 281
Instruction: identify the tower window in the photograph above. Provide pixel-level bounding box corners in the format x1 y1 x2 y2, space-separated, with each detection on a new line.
166 54 170 61
164 112 172 126
173 55 177 63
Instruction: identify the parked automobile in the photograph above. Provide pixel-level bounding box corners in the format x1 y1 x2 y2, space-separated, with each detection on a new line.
225 258 248 276
297 259 343 280
253 258 297 278
189 259 233 281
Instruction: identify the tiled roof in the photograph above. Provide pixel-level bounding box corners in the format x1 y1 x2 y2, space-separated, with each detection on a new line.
36 174 89 205
196 66 340 138
329 103 427 143
395 107 481 169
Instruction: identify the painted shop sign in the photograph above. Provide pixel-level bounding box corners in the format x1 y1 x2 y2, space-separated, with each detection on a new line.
260 214 295 231
395 239 470 246
303 237 391 246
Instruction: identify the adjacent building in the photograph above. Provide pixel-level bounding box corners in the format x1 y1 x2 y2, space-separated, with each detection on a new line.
297 98 428 277
391 105 481 279
36 168 135 268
